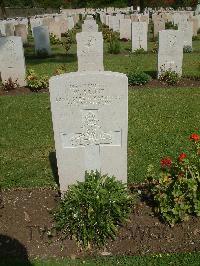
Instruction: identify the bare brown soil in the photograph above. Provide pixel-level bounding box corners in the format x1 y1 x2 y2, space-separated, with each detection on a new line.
0 78 200 96
0 188 200 260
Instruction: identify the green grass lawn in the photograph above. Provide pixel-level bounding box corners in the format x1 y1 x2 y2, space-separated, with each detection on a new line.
0 87 200 188
2 252 200 266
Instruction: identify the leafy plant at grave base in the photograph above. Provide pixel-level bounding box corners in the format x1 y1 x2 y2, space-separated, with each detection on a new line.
183 45 193 53
159 68 180 86
192 35 200 41
108 32 121 54
61 30 73 54
128 68 151 86
26 69 49 92
54 171 134 249
62 29 77 44
50 33 62 45
36 48 49 58
53 64 68 75
133 48 147 54
146 132 200 226
165 22 178 30
102 27 118 43
2 78 19 91
151 42 158 53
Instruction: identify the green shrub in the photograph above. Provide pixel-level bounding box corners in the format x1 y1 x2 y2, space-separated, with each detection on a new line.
132 48 147 54
50 34 62 45
26 69 49 91
61 30 73 54
165 22 178 30
159 68 180 86
147 132 200 226
183 45 193 53
192 35 200 41
54 171 133 249
151 42 158 53
128 69 151 86
108 33 121 54
54 65 67 75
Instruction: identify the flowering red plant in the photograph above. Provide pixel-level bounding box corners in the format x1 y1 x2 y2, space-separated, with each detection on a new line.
190 133 200 142
178 153 187 162
160 157 172 168
148 130 200 226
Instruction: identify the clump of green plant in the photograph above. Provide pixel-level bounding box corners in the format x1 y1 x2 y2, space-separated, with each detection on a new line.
54 64 67 75
2 77 19 91
192 35 200 41
50 34 62 45
26 69 49 92
159 68 180 86
147 132 200 226
61 32 73 54
54 171 133 249
128 68 151 86
151 42 158 53
62 29 76 44
108 32 121 54
36 48 49 58
183 45 193 53
133 48 147 54
165 22 178 30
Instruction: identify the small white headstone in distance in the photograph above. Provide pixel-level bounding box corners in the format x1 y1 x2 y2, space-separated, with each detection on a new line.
33 26 51 56
132 22 147 51
76 32 104 71
0 36 26 86
158 30 183 77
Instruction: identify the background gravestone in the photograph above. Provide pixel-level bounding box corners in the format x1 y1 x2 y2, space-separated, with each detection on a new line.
33 26 51 56
49 71 128 193
132 22 147 52
158 30 183 77
76 32 104 71
0 36 26 86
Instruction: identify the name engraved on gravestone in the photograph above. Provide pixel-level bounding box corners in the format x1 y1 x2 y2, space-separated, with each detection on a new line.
49 71 128 193
55 82 122 106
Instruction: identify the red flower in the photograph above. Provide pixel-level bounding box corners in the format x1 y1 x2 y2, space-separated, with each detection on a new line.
190 133 200 142
161 157 172 168
178 153 187 162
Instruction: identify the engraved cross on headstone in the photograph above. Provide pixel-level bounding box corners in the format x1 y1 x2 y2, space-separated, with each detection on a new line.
137 36 143 48
61 110 122 172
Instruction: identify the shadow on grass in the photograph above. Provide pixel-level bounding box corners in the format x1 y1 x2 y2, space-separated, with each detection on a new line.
49 151 59 189
25 53 77 64
0 235 32 266
144 70 157 79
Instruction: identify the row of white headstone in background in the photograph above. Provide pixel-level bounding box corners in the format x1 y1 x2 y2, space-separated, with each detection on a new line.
50 22 184 193
0 14 78 86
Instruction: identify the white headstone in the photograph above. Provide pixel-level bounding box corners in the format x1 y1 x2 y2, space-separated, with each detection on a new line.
132 22 147 51
158 30 183 77
154 19 165 37
82 20 98 32
49 71 128 192
120 19 131 40
179 21 193 48
0 37 26 86
15 24 28 44
76 32 104 71
33 26 51 55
